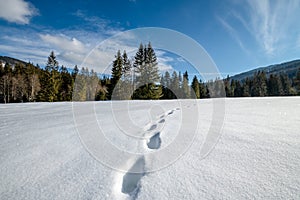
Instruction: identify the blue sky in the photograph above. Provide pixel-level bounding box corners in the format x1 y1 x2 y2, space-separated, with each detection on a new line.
0 0 300 77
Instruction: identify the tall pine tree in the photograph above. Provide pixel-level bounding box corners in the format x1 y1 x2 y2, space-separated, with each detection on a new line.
133 42 162 99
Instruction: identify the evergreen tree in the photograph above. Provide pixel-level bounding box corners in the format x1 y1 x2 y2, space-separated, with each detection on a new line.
160 71 175 99
267 74 283 96
294 68 300 95
182 71 190 98
132 42 162 99
204 84 210 98
46 51 59 71
110 50 123 100
229 79 235 97
40 51 61 102
234 80 242 97
191 75 200 99
252 71 267 97
224 75 230 97
73 67 88 101
242 78 251 97
199 79 206 98
120 51 133 100
280 73 292 96
170 71 180 98
59 65 73 101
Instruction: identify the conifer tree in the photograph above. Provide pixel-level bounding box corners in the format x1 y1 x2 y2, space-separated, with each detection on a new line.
170 71 180 98
182 71 190 98
120 51 133 100
199 79 206 98
295 68 300 95
40 51 61 101
242 78 251 97
110 50 123 99
280 74 292 96
191 75 200 99
133 42 162 99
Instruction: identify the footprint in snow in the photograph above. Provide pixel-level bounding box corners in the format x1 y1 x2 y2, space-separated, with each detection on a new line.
158 119 165 123
122 157 145 196
147 124 157 131
147 132 161 149
168 110 174 115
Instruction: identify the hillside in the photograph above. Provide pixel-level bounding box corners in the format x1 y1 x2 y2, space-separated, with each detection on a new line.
0 56 27 67
230 59 300 81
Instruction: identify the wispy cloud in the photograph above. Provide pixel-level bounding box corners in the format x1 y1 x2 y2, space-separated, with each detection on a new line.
155 50 175 73
221 0 300 56
0 0 38 24
73 10 123 36
217 16 249 55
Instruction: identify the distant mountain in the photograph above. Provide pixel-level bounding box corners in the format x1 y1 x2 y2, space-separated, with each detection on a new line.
0 56 27 67
230 59 300 81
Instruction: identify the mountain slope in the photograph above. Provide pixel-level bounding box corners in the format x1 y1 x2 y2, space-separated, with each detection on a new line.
230 59 300 81
0 56 27 67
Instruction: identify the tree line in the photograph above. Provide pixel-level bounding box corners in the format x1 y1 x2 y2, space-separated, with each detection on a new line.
1 43 300 103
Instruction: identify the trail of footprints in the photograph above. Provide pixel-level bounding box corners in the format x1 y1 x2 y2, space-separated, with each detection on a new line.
121 107 180 199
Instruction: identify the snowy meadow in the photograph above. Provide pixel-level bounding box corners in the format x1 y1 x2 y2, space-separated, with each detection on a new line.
0 97 300 199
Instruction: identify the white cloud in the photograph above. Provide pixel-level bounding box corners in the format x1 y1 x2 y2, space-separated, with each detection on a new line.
38 31 140 71
0 44 49 64
39 34 90 67
155 50 175 73
40 34 86 54
221 0 300 56
0 0 38 24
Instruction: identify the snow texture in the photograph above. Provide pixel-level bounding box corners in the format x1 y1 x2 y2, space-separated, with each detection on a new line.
1 97 300 200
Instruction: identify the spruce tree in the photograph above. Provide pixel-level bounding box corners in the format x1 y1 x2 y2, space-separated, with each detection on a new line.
41 51 60 102
242 78 251 97
182 71 190 98
280 74 292 96
170 71 180 98
295 68 300 95
252 71 267 97
133 42 162 99
199 79 206 98
110 50 123 99
191 75 200 99
161 71 173 99
120 51 133 100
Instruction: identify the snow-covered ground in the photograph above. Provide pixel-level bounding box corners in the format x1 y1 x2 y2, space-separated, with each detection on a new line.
0 97 300 199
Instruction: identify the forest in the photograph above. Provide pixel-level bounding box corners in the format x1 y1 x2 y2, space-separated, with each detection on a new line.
1 42 300 103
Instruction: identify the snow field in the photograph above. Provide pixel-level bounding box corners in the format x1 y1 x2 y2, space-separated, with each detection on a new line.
0 97 299 199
